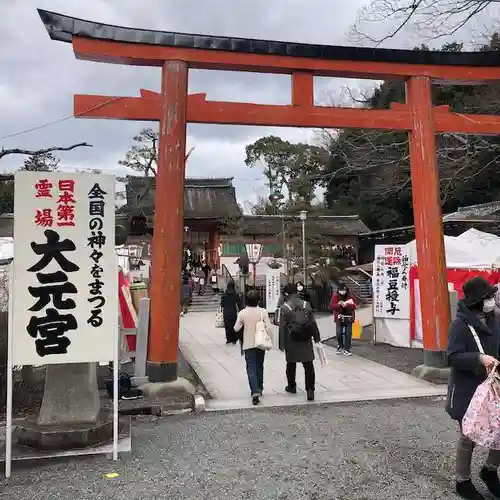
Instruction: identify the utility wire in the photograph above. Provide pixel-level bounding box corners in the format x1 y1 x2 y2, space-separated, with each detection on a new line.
0 96 125 142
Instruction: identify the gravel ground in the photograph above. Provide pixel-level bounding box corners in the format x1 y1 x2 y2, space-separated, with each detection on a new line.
0 398 491 500
351 342 425 376
330 340 424 376
323 329 425 378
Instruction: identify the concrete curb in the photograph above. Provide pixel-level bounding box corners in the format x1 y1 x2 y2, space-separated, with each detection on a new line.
205 391 447 413
192 394 206 415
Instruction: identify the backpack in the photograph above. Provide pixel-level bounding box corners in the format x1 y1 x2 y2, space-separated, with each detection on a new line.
284 300 313 342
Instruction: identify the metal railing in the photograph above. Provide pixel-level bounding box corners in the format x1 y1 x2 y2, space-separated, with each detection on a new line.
220 263 239 293
345 275 371 304
346 275 362 289
358 268 373 280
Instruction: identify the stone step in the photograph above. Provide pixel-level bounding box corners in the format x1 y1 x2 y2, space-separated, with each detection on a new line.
189 299 219 304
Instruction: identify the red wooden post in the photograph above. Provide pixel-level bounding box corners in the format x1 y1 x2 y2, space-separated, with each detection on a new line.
291 72 314 106
213 230 221 270
406 76 450 370
148 60 188 382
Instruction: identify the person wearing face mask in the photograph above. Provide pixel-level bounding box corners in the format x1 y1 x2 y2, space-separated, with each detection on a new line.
494 285 500 318
446 276 500 500
329 283 357 356
296 281 311 304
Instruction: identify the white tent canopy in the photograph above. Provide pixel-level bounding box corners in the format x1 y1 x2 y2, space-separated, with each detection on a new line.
455 228 500 268
406 229 500 269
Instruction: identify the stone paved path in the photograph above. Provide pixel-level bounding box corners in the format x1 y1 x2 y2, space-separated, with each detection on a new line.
179 313 446 411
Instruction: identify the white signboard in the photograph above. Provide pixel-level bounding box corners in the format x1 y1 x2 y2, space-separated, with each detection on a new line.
265 268 281 312
245 243 263 264
373 244 410 319
12 171 118 365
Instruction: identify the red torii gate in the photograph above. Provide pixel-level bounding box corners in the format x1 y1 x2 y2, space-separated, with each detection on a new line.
39 9 500 381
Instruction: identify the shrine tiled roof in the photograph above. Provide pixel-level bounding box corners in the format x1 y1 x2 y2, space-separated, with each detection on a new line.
443 201 500 222
240 215 370 237
121 177 241 220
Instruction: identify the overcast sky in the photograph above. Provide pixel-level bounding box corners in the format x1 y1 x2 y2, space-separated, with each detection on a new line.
1 0 494 207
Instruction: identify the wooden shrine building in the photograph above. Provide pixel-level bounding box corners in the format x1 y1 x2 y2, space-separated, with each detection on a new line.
119 176 370 266
120 177 241 266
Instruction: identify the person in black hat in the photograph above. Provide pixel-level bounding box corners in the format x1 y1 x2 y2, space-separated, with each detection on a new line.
446 276 500 499
279 283 321 401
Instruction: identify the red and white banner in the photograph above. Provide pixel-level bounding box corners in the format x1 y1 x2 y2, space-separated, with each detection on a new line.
410 266 500 342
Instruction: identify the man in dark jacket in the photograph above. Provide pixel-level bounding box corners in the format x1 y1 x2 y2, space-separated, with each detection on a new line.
221 281 242 344
279 283 321 401
446 276 500 500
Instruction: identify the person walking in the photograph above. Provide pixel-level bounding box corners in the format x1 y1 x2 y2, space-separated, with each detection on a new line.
279 283 321 402
234 290 273 406
446 276 500 500
180 275 191 317
195 268 205 296
202 261 211 284
209 268 218 294
329 282 357 356
220 281 242 344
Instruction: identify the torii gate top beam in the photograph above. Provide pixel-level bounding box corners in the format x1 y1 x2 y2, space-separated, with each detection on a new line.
38 9 500 82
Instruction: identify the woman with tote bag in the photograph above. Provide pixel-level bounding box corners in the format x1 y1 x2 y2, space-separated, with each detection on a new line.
446 276 500 500
234 290 273 406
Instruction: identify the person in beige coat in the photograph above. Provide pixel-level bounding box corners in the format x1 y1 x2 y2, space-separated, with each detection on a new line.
234 290 273 405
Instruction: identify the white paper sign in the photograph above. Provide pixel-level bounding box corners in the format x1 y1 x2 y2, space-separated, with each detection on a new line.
373 245 410 319
265 268 281 312
245 244 263 264
12 171 118 365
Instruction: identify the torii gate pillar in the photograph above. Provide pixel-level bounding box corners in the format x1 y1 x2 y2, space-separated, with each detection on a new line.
407 76 450 379
148 61 188 382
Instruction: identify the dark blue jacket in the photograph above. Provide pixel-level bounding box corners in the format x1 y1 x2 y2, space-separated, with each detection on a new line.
445 301 500 421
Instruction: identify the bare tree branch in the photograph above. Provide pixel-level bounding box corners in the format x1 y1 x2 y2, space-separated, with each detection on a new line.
350 0 495 45
0 142 92 161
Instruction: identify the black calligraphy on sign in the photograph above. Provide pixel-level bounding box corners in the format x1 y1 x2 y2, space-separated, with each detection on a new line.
401 255 409 290
383 248 403 316
26 229 80 357
87 183 107 327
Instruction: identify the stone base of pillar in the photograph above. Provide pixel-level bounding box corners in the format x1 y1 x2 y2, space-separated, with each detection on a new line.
14 363 114 451
14 409 114 451
139 376 196 397
412 350 450 383
412 364 450 383
146 361 177 382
